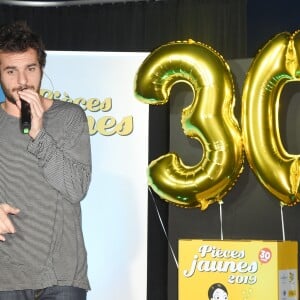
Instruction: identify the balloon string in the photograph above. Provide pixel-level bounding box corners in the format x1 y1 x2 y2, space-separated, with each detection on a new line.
219 200 224 240
148 187 179 269
280 202 286 241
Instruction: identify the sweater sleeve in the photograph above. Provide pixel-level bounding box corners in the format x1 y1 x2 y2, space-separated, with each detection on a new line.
27 107 92 204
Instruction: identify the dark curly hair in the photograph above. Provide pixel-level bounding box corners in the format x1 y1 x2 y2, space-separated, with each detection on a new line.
0 21 46 68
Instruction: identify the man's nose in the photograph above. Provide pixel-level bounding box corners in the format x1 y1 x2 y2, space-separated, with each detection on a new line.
17 71 28 87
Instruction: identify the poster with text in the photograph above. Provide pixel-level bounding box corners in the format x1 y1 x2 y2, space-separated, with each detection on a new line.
40 51 149 300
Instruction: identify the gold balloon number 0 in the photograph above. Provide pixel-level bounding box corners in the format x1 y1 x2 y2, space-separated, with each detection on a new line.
135 32 300 210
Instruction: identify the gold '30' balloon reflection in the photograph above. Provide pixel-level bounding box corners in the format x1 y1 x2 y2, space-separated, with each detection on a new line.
135 40 244 210
242 30 300 206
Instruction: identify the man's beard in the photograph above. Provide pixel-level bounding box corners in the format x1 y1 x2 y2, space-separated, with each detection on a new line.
1 82 40 105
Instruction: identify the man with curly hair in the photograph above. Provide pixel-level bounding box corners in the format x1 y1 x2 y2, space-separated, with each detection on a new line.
0 21 91 300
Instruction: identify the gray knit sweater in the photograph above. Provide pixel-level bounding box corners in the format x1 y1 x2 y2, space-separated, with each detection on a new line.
0 100 91 291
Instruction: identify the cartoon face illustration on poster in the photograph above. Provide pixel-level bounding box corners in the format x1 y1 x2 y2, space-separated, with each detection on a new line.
208 283 228 300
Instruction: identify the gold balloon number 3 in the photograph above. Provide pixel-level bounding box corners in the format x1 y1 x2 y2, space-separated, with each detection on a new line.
135 32 300 210
135 40 244 210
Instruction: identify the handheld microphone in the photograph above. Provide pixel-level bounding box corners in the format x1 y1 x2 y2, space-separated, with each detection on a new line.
20 99 31 134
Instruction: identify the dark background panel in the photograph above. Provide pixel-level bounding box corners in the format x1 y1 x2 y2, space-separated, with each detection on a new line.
247 0 300 57
167 59 300 299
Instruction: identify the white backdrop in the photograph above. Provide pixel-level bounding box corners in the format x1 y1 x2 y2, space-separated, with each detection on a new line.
0 51 150 300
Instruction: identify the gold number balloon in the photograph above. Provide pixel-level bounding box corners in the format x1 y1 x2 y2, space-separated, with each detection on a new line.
242 30 300 206
135 40 244 210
